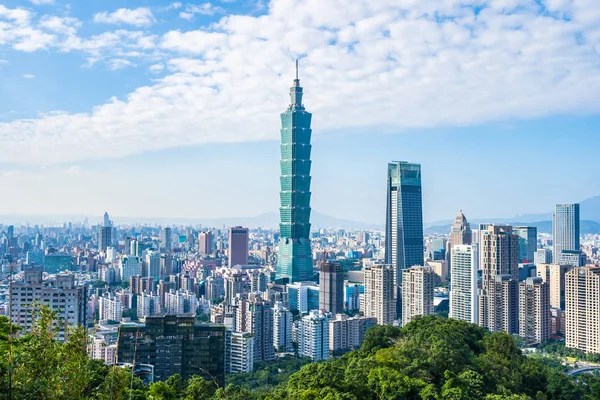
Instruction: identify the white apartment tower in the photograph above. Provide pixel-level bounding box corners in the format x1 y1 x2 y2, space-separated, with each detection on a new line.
363 263 396 325
519 277 550 344
273 301 293 352
98 293 123 322
298 309 331 361
401 266 435 326
565 266 600 354
449 245 478 324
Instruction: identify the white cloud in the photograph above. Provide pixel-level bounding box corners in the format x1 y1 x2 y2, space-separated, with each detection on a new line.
179 3 225 19
94 8 155 27
30 0 54 4
167 2 183 10
0 0 599 165
149 63 164 73
22 74 35 79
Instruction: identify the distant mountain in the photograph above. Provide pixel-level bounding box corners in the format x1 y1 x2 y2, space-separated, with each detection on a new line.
425 220 600 235
0 211 383 230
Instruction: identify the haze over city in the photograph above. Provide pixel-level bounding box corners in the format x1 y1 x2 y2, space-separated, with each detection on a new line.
1 0 600 224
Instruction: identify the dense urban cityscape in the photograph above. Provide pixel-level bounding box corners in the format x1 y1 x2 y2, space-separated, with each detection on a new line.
1 66 600 399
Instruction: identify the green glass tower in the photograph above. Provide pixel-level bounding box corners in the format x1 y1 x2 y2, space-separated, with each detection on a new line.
276 62 313 282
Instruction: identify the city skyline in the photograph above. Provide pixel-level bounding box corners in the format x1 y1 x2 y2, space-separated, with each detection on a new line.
0 1 600 223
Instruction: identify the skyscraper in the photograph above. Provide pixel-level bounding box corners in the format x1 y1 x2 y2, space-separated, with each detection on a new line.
449 244 478 324
319 261 344 315
536 264 573 310
98 212 112 253
228 226 249 267
552 204 580 264
449 210 472 247
565 266 600 354
519 277 550 344
478 225 519 334
514 226 537 263
385 161 424 284
245 294 275 362
199 231 213 255
401 266 435 326
276 63 313 283
161 227 172 252
362 263 396 325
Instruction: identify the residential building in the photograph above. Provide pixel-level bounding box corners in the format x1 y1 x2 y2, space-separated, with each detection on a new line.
565 266 600 354
99 293 123 322
519 277 550 344
478 225 519 334
273 301 293 352
298 309 331 361
401 266 435 326
245 294 275 362
384 161 424 285
329 314 377 352
276 68 314 283
119 255 141 281
449 244 478 324
226 331 254 374
137 293 160 319
362 263 395 325
536 264 573 309
117 315 226 385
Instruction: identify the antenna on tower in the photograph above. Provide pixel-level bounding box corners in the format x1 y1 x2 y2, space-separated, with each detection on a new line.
295 59 299 80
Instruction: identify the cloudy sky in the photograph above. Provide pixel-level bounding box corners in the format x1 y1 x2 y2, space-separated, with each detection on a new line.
0 0 599 224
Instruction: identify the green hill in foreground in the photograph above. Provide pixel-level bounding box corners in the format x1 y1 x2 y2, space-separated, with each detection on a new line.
1 308 600 399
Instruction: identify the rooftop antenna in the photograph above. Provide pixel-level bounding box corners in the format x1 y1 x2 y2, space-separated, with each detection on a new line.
295 59 299 80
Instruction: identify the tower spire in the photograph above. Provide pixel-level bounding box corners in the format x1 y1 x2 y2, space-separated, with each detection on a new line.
296 59 299 80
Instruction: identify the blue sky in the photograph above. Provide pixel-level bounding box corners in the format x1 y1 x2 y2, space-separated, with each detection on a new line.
0 0 599 224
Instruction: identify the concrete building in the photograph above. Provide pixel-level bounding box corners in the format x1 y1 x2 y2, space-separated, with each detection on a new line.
165 289 198 314
226 331 254 374
449 211 473 247
534 248 552 266
144 251 161 279
329 314 377 352
10 268 87 341
287 281 320 313
117 315 226 385
384 161 424 285
519 277 550 344
160 227 172 252
199 231 213 255
553 204 581 266
228 227 249 267
401 266 435 326
362 263 395 325
536 264 573 309
245 294 275 362
273 301 293 352
99 293 123 322
478 225 519 334
119 255 141 281
319 261 344 315
565 266 600 354
298 309 331 361
449 244 478 324
137 293 160 319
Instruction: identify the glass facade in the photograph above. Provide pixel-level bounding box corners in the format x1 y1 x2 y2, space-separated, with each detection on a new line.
276 73 313 282
384 161 424 285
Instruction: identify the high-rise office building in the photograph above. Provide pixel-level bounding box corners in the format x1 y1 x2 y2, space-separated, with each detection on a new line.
384 161 424 284
449 210 472 247
161 227 173 251
478 225 519 334
534 248 552 266
565 266 600 354
319 261 344 315
228 226 249 267
276 66 314 283
199 231 213 255
117 315 226 385
401 266 435 326
98 212 113 253
536 264 573 310
363 263 396 325
552 204 580 265
10 268 87 341
273 301 293 352
519 277 550 344
298 309 331 361
514 226 537 263
449 244 478 324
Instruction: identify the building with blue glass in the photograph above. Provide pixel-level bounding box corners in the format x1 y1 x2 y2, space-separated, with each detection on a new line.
276 64 313 282
384 161 424 285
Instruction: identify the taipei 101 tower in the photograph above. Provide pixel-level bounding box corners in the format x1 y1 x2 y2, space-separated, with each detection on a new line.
276 61 313 283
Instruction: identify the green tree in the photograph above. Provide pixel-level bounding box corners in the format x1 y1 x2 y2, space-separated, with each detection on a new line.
183 375 216 400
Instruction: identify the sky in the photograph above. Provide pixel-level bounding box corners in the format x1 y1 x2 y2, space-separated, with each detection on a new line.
0 0 599 225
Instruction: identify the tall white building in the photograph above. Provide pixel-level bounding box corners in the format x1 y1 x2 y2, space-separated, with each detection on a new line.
401 266 435 326
273 301 293 352
164 289 198 314
565 266 600 354
144 251 161 279
552 204 580 265
298 309 331 361
137 293 160 319
10 268 87 341
449 245 478 324
119 255 141 281
362 263 395 325
98 293 123 322
226 331 254 374
519 277 550 344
